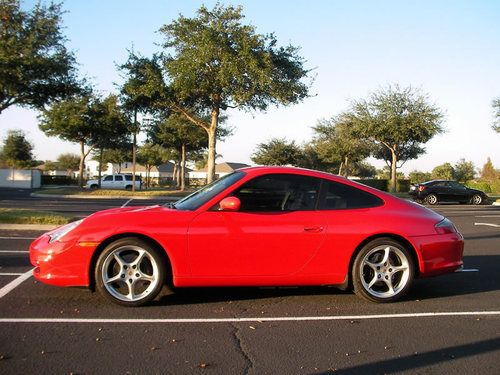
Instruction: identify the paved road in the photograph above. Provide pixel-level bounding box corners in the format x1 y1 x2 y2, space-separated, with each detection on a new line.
0 204 498 374
0 188 176 217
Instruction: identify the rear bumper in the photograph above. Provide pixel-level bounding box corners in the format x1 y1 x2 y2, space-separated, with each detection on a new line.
29 234 94 287
411 232 464 277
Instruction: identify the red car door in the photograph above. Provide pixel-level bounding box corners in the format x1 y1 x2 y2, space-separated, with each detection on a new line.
187 173 327 279
187 210 326 277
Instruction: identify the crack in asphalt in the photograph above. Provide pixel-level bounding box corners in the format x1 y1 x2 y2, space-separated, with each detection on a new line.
231 322 255 375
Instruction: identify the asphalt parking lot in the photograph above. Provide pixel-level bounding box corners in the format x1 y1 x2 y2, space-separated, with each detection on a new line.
0 199 499 374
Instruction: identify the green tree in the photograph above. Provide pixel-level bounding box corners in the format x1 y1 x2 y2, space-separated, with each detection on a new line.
159 3 310 183
40 94 128 187
137 143 171 188
118 52 164 191
408 170 432 184
311 114 372 177
0 129 34 167
90 95 130 185
349 85 444 192
481 157 497 181
492 97 500 133
431 163 455 180
251 138 302 166
56 153 79 175
43 159 58 171
454 159 475 182
100 147 131 173
0 0 81 114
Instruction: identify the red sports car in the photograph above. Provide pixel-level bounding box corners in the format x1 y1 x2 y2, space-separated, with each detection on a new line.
30 167 464 306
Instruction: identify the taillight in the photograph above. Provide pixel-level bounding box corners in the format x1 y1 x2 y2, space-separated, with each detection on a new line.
418 186 425 192
435 218 457 235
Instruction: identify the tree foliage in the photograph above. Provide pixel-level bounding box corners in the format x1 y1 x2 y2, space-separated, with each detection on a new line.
481 157 497 181
251 138 302 166
408 170 432 184
0 129 34 167
39 93 129 186
0 0 82 114
137 143 171 188
311 114 372 177
349 85 444 191
492 97 500 133
454 158 475 182
431 163 455 180
159 3 311 182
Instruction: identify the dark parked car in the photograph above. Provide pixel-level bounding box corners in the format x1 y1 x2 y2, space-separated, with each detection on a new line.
409 180 488 205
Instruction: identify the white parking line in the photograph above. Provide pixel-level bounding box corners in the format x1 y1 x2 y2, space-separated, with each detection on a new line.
0 250 29 253
474 222 500 228
0 311 499 324
121 199 133 208
0 269 33 299
0 237 36 240
475 215 500 218
0 272 26 276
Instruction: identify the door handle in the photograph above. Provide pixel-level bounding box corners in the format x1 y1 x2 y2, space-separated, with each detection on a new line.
304 226 324 233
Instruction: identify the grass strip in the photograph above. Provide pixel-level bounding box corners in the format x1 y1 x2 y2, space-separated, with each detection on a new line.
35 187 191 197
0 208 74 225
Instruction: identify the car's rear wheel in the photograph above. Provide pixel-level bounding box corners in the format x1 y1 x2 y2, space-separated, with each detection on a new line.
352 238 415 303
125 185 133 191
95 238 166 306
425 194 438 205
471 194 483 205
90 184 98 189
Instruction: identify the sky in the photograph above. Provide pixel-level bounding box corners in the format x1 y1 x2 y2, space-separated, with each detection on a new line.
1 0 499 174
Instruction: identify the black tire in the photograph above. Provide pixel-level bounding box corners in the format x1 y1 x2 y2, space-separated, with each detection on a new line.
95 237 166 307
424 193 438 205
90 184 98 189
125 185 133 191
352 238 415 303
470 194 483 205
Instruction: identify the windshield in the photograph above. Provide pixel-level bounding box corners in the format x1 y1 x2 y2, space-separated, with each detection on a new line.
172 171 246 211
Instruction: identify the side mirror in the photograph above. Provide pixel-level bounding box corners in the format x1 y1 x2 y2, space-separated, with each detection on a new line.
219 196 241 211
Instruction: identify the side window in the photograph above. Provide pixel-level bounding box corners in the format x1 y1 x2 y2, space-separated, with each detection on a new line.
233 174 321 212
115 175 123 181
103 175 113 182
434 182 447 188
320 181 383 210
125 175 132 181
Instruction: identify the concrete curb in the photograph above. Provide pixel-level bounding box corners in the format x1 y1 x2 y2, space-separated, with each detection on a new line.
0 224 57 231
30 193 179 200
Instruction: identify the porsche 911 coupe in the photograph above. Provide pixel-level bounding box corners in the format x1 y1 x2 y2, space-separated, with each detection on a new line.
30 167 464 306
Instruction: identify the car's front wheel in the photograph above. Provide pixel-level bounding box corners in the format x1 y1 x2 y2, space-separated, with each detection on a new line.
424 193 438 205
470 194 483 205
95 238 166 306
352 238 415 303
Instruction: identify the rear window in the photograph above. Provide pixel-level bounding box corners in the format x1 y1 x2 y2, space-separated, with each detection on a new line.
319 181 383 210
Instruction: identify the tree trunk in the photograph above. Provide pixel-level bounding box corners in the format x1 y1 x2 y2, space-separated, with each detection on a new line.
175 156 181 188
338 161 343 176
206 109 219 184
78 140 85 188
390 147 398 193
132 108 137 192
180 143 186 191
98 147 104 188
344 156 349 178
172 163 177 187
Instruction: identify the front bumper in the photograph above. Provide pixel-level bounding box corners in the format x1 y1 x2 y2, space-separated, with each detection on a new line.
29 234 96 287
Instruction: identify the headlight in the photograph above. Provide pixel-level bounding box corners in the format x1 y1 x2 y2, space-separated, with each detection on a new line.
49 219 83 243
